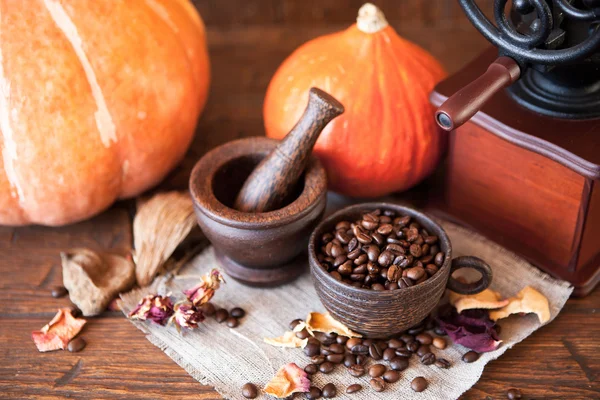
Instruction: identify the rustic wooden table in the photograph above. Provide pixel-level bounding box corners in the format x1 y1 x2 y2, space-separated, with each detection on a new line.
1 1 599 399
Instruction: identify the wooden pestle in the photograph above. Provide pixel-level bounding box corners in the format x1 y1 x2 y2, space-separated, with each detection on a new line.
234 87 344 213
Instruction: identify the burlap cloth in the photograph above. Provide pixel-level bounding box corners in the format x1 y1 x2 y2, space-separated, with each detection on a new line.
121 219 572 400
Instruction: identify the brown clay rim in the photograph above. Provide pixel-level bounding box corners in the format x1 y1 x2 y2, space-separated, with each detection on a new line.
189 137 327 230
309 202 454 297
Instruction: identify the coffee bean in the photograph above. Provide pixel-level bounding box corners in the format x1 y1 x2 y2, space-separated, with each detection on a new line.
343 354 356 368
371 283 386 291
463 351 480 363
416 344 431 357
348 364 366 377
425 264 439 276
338 261 353 275
241 382 258 399
435 358 451 369
356 232 372 244
305 363 319 374
69 306 83 318
377 224 393 235
369 343 383 360
356 354 368 365
362 339 373 347
351 344 369 355
336 335 349 345
349 273 366 282
362 213 379 230
406 266 426 281
226 317 239 328
215 309 229 323
354 254 368 265
434 326 446 336
230 307 245 318
296 328 311 339
407 341 420 353
330 271 342 281
416 333 433 345
399 277 414 288
383 347 397 361
420 353 436 365
319 362 335 374
368 363 386 378
434 251 445 266
411 377 428 392
336 230 351 244
433 337 447 349
387 338 403 349
409 243 422 257
383 370 400 383
346 337 361 350
367 246 380 262
327 354 345 364
378 251 394 267
507 388 522 400
322 383 337 398
408 324 425 335
312 355 326 365
395 349 413 358
346 383 362 394
370 377 385 392
199 303 216 317
307 386 322 400
387 265 400 282
336 221 351 230
304 343 321 357
372 232 385 246
390 357 409 371
51 286 68 298
67 337 86 353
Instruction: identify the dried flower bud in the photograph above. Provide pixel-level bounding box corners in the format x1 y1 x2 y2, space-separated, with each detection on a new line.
173 304 205 329
183 269 225 306
129 294 174 325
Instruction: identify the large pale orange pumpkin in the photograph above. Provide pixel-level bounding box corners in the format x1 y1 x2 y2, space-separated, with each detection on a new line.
0 0 209 226
264 3 446 197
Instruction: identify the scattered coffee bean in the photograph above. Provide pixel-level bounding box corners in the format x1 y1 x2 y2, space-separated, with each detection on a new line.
463 351 480 363
51 286 68 298
507 388 522 399
226 317 239 328
356 355 368 365
215 308 229 323
370 377 385 392
346 383 362 394
395 349 413 358
304 343 321 357
369 343 383 360
317 211 445 290
407 341 420 353
67 337 86 353
322 383 337 398
383 347 397 361
408 323 425 336
343 354 356 368
328 343 344 354
230 307 245 318
432 337 447 349
305 363 319 375
390 356 409 371
420 352 436 365
348 364 366 377
327 354 345 364
351 344 369 355
289 318 303 330
368 363 386 378
319 362 335 374
312 355 326 365
296 328 311 339
241 382 258 399
307 386 322 400
69 306 83 318
199 303 216 317
411 376 428 392
383 370 400 383
416 333 432 345
388 338 404 349
416 344 431 357
346 337 361 350
435 358 451 369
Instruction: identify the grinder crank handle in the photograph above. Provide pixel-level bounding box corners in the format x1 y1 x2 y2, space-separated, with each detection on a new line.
435 57 520 131
234 87 344 213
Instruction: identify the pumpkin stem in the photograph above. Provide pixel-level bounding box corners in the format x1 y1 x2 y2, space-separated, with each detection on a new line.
357 3 389 33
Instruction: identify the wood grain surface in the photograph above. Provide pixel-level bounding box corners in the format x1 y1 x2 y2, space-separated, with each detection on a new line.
1 1 598 399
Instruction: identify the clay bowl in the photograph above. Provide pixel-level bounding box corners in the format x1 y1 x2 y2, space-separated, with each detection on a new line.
309 202 492 338
190 137 327 287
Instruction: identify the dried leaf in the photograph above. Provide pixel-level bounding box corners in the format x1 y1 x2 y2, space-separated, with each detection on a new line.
437 308 501 353
134 192 198 287
264 363 311 398
31 308 86 352
489 286 550 324
264 331 308 348
449 288 509 313
62 248 135 317
305 312 362 338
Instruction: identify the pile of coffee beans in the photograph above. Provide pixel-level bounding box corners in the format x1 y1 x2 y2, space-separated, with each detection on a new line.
316 209 445 290
200 303 245 328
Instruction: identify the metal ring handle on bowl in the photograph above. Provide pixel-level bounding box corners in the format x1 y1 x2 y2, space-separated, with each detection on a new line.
446 256 493 295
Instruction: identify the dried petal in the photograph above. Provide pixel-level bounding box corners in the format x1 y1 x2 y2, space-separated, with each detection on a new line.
264 363 311 398
437 308 501 353
173 304 205 329
61 248 135 316
129 294 174 325
489 286 550 324
134 192 198 287
449 288 509 313
32 308 86 352
305 312 362 338
264 331 308 348
183 269 225 306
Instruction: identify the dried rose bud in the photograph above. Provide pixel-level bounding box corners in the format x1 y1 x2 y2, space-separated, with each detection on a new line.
183 269 225 307
128 294 174 325
173 304 205 329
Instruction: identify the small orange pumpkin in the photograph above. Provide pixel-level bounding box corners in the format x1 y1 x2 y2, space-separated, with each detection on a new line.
0 0 209 226
264 3 446 197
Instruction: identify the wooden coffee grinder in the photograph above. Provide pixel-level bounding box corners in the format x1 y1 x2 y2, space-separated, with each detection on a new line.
430 0 600 296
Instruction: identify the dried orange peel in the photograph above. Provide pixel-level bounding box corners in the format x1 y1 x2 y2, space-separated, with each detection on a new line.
264 331 308 348
304 312 362 338
264 363 310 398
489 286 551 324
449 288 509 313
